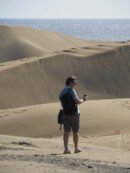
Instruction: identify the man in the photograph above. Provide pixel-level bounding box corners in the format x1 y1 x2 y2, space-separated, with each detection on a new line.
59 76 87 154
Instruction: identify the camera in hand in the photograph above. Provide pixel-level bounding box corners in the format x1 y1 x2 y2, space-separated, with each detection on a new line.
83 94 87 101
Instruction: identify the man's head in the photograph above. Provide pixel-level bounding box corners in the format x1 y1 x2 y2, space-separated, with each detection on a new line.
66 76 77 88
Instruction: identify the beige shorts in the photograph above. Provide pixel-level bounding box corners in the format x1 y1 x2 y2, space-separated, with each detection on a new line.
63 114 80 132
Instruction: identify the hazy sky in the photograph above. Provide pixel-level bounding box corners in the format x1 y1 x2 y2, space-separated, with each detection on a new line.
0 0 130 19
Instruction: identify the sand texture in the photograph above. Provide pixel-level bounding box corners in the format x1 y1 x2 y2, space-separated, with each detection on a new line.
0 25 89 62
0 26 130 109
0 25 130 172
0 134 130 173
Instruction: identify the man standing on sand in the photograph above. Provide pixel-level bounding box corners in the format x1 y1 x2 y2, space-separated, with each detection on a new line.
59 76 87 154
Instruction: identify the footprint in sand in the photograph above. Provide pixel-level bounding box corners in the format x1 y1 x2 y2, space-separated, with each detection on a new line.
20 59 28 61
98 44 106 47
71 48 78 50
82 47 91 49
63 49 72 52
120 100 130 110
0 114 10 118
4 114 10 117
12 141 35 147
13 109 27 114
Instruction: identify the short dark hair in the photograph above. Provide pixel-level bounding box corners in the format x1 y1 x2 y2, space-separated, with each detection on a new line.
66 76 76 86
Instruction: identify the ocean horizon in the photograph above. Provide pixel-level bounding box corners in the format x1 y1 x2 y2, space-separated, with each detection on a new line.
0 18 130 42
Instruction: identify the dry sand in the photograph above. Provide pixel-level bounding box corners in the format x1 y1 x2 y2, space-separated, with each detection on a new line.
0 25 130 172
0 134 130 173
0 99 130 172
0 99 130 138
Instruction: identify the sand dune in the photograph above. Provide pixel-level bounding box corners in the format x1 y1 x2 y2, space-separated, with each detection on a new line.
0 25 89 62
1 26 130 109
0 41 130 108
0 25 130 172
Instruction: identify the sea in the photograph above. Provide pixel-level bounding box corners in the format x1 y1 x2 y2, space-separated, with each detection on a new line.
0 19 130 42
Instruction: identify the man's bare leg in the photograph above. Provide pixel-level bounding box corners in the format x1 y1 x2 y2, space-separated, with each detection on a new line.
63 132 71 153
73 132 81 153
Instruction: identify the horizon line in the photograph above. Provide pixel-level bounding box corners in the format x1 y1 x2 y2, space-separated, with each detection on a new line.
0 18 130 20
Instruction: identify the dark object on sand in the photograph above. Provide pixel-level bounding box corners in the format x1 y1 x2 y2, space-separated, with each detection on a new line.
58 109 64 124
88 165 93 168
12 141 32 146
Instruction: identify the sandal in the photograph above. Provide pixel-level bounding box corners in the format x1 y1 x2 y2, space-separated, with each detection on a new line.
75 149 82 153
63 150 72 154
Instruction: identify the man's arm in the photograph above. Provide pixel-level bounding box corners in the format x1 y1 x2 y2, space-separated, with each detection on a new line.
70 88 87 105
75 98 86 105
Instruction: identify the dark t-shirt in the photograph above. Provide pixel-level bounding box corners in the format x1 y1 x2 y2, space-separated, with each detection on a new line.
59 86 80 115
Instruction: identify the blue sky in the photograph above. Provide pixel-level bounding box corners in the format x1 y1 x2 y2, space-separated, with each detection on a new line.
0 0 130 19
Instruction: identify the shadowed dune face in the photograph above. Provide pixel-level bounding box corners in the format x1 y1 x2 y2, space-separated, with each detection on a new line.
0 25 130 109
84 46 130 96
0 45 130 109
0 38 46 62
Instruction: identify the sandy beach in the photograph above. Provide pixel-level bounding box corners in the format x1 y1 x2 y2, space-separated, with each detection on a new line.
0 25 130 172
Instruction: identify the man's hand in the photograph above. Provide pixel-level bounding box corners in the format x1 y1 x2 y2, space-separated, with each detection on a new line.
83 94 87 102
83 97 87 102
75 98 86 105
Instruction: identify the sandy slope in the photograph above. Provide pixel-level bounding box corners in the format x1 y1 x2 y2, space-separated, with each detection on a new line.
0 99 130 172
0 47 130 109
0 35 130 108
0 99 130 138
0 25 89 62
0 26 130 109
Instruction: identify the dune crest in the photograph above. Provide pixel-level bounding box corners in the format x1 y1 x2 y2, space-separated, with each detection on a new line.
0 25 88 62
